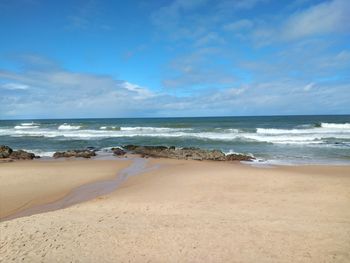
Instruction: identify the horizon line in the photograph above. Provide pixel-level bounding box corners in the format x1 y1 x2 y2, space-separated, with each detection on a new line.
1 113 350 121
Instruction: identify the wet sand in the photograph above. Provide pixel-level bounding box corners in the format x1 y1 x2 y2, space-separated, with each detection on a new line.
0 159 131 219
1 159 350 262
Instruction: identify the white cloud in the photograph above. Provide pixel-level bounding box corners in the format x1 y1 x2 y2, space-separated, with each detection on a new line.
1 63 349 118
252 0 350 44
1 83 30 90
194 32 226 47
223 19 254 31
162 48 235 89
122 82 155 99
0 66 159 118
151 0 208 29
282 0 350 40
217 0 269 11
303 82 315 91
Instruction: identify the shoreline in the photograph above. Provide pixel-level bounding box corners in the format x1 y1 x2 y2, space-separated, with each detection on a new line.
2 143 350 167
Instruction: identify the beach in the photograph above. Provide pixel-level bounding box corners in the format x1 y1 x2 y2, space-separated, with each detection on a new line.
2 0 350 261
1 158 350 262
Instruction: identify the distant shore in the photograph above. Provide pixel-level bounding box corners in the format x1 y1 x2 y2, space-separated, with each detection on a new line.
1 157 350 262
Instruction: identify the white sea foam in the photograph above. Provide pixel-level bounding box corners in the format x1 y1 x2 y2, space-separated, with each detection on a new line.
14 122 40 129
120 126 192 132
243 134 324 144
256 127 350 134
14 125 40 129
21 122 38 126
214 128 240 132
224 150 255 157
99 126 119 130
320 122 350 129
1 123 349 146
58 124 81 130
23 149 55 157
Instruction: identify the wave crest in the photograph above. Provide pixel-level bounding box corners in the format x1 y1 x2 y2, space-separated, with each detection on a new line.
321 123 350 129
14 122 40 129
120 127 192 132
58 124 81 130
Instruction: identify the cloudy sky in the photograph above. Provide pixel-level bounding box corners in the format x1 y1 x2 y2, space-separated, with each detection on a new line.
0 0 349 119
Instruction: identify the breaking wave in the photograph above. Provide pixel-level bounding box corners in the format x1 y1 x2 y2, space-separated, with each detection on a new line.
21 122 38 126
320 122 350 129
58 124 81 130
14 122 40 129
0 124 349 147
120 126 192 132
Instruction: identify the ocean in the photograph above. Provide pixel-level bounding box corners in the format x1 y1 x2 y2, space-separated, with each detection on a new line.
1 115 350 165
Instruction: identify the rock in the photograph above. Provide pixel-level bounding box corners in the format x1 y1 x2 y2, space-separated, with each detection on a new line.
0 145 13 158
1 146 39 160
111 147 126 156
9 150 39 160
123 145 138 151
207 150 227 161
122 145 254 162
225 153 254 161
53 150 96 159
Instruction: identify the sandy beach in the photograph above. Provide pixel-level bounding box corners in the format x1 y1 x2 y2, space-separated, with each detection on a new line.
1 158 350 262
0 159 131 219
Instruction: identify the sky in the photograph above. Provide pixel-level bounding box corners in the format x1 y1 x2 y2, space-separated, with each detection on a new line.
0 0 349 119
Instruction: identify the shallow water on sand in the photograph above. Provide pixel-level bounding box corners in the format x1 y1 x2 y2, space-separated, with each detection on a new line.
2 157 159 221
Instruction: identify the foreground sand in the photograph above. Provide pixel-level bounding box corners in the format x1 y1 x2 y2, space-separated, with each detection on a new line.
1 159 350 262
0 159 131 218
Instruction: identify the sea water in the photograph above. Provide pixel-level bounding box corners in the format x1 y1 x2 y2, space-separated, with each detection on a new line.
1 115 350 165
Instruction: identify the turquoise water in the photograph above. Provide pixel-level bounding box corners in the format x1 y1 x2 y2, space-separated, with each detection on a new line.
1 115 350 164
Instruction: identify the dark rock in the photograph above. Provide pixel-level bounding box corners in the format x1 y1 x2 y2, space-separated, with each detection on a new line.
9 150 38 160
53 150 96 159
122 145 254 162
123 145 138 151
225 153 254 161
0 145 13 158
182 147 200 151
111 147 126 156
1 146 39 160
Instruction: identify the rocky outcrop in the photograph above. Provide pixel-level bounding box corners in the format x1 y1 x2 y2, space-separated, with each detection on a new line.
0 145 39 160
53 150 96 159
111 147 126 156
9 150 38 160
225 153 254 161
0 145 13 158
123 145 254 161
1 144 253 162
123 145 139 151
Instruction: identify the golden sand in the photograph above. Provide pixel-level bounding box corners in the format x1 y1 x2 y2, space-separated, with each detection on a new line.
1 158 349 262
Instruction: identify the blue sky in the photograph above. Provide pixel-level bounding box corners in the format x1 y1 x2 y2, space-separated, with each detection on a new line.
0 0 349 119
